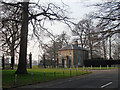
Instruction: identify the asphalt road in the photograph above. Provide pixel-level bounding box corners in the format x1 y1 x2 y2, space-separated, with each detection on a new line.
18 69 119 88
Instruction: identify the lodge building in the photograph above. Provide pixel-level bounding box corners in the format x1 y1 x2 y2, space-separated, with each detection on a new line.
58 41 88 68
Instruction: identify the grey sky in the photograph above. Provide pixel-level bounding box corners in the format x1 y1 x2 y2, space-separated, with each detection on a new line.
28 0 104 61
0 0 104 63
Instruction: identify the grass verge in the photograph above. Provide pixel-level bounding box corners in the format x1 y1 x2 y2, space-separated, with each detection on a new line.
3 66 117 88
2 68 90 88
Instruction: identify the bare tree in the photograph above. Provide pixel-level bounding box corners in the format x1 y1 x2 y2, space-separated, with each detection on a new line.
1 1 73 74
112 34 120 60
0 3 21 69
41 31 70 61
93 0 120 59
72 18 97 59
56 31 70 47
72 19 90 48
95 0 120 36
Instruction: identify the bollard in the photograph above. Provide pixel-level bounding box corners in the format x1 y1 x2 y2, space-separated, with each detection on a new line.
91 65 92 70
107 65 109 69
54 71 56 79
82 66 84 71
83 66 86 71
100 65 101 69
14 74 17 86
44 71 46 81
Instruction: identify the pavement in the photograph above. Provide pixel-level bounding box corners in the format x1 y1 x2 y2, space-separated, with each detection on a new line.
8 69 119 89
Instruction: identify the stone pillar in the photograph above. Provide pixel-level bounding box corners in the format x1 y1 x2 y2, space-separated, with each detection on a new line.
29 52 32 69
62 58 64 68
2 54 5 70
43 54 46 68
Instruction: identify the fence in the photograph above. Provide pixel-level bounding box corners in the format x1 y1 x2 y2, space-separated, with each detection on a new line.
6 68 90 88
3 65 117 88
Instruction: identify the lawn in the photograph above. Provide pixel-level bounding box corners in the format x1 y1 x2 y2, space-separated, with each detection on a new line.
2 66 117 88
2 68 90 88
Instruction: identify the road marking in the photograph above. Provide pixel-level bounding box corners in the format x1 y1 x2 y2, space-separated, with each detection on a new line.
101 82 112 88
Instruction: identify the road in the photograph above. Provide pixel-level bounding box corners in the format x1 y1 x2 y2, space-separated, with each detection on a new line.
18 69 118 88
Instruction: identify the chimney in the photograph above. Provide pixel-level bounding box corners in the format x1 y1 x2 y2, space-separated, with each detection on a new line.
74 40 78 46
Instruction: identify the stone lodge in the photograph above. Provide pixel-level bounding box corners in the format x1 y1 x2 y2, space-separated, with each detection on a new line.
58 41 88 68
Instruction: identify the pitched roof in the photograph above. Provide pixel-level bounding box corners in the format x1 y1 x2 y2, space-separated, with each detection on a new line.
59 44 88 51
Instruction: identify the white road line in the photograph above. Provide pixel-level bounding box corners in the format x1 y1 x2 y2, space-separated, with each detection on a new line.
101 82 112 88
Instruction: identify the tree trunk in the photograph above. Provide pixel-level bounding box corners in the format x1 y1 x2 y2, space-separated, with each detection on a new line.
51 59 52 68
29 52 32 69
53 41 56 61
11 32 15 70
103 39 106 59
109 36 112 60
15 2 29 74
89 43 93 59
2 54 5 70
79 35 83 48
11 55 14 70
88 33 93 59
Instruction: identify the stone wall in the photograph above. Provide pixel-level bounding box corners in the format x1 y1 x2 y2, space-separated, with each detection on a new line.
58 50 73 67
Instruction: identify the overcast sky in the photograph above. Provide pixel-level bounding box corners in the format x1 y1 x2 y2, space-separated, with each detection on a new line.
27 0 105 62
0 0 105 63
